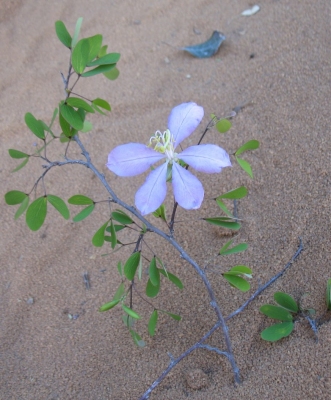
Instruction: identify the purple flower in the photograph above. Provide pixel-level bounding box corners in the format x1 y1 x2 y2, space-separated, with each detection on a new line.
106 102 231 215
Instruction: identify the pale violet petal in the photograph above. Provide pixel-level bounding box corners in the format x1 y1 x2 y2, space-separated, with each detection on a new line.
135 163 168 215
179 144 231 173
168 102 204 148
106 143 164 177
172 162 204 210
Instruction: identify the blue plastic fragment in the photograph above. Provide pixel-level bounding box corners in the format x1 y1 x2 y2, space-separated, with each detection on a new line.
182 31 226 58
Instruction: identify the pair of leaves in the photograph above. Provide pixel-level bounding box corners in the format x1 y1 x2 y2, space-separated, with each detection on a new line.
223 266 252 292
219 238 248 256
235 140 259 178
152 204 167 223
5 192 70 231
260 292 299 342
68 194 95 222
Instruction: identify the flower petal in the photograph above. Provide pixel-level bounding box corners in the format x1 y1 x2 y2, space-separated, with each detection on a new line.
168 102 204 148
179 144 231 173
107 143 164 177
172 162 204 210
135 163 168 215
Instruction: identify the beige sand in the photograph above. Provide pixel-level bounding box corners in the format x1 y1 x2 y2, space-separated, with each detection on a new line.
1 1 330 399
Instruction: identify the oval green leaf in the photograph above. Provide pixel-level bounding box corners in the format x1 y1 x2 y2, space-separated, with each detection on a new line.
92 221 109 247
260 305 293 321
204 217 241 230
111 210 133 225
47 195 70 219
149 257 160 286
88 53 120 67
113 282 125 301
216 118 232 133
8 149 29 159
220 243 248 256
86 34 103 63
122 304 141 319
68 195 94 205
25 112 45 139
55 20 72 48
82 64 115 77
71 38 90 74
223 274 250 292
124 251 141 280
146 278 160 298
148 310 158 336
217 186 248 200
26 196 47 231
92 98 111 111
66 97 95 113
12 157 29 172
162 311 181 321
227 265 252 278
103 67 120 80
235 140 260 156
236 157 253 178
261 321 294 342
60 104 84 130
274 292 298 313
99 298 120 312
5 190 27 205
159 269 183 289
72 204 94 222
109 220 117 249
71 17 83 48
15 196 30 219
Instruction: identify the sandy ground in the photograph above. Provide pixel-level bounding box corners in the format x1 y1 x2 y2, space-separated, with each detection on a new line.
1 0 331 399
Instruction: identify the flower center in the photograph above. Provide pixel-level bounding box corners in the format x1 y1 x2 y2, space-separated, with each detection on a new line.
149 129 178 162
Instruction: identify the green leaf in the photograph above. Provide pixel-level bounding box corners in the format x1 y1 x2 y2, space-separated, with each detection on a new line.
162 311 181 321
220 242 248 256
215 199 234 217
227 265 252 278
71 17 83 48
217 186 248 200
47 195 70 219
137 254 143 281
103 67 120 80
5 190 27 205
87 53 120 66
122 304 141 319
235 140 259 156
236 157 253 178
98 45 108 58
152 204 167 222
15 196 29 219
12 157 29 172
55 20 72 48
261 321 294 342
25 112 45 139
117 261 123 277
68 195 94 205
92 98 111 111
274 292 298 313
223 274 250 292
82 64 116 77
99 298 120 312
105 224 126 233
260 305 293 321
109 220 117 249
92 221 109 247
113 282 125 301
26 196 47 231
66 97 95 113
111 210 133 225
59 111 72 137
72 204 95 222
124 251 141 280
204 217 241 230
71 38 90 74
327 279 331 310
8 149 29 159
130 329 145 347
148 310 158 336
216 118 232 133
148 257 160 286
86 34 103 63
122 314 135 328
146 278 160 298
81 120 93 133
60 104 84 130
159 269 183 289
